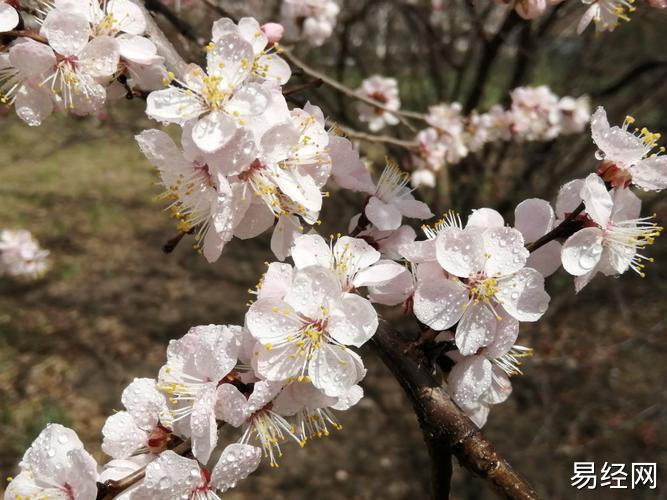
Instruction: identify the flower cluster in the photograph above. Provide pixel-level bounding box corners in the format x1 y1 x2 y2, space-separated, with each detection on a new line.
410 86 591 187
280 0 340 46
0 0 167 126
356 75 401 132
0 229 49 279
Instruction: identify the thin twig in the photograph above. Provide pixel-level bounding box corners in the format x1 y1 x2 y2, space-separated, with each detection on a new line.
527 202 585 253
336 124 419 150
283 78 324 96
3 30 47 43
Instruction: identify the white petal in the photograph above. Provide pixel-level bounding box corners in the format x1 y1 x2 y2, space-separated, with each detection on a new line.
365 196 402 231
611 186 641 222
368 267 414 306
448 356 493 406
257 262 294 300
207 33 253 85
260 122 300 164
4 472 42 499
247 380 284 413
514 198 554 243
270 214 302 261
435 227 486 277
79 36 120 78
211 443 262 493
256 53 291 84
9 39 56 78
353 259 405 288
284 266 341 317
256 342 302 380
211 18 237 41
482 314 519 359
190 385 218 463
590 106 648 165
145 87 205 125
121 378 167 431
561 227 604 276
328 135 375 193
14 85 53 127
291 233 333 269
61 449 98 500
142 451 199 497
273 168 322 212
456 303 497 355
496 268 550 321
192 111 237 153
233 200 274 239
466 208 504 229
41 10 91 56
108 0 147 35
392 197 433 220
215 383 250 427
20 424 84 482
630 156 667 191
526 240 561 277
482 226 529 277
580 173 612 226
334 236 380 274
481 366 512 405
331 384 364 411
238 17 266 53
246 298 300 344
0 4 19 32
117 35 160 64
226 83 270 117
413 273 468 330
309 344 365 397
202 227 229 263
101 412 147 459
328 294 378 347
400 239 436 264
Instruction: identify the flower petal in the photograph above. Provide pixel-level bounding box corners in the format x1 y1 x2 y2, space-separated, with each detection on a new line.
328 293 378 347
255 342 302 381
270 214 302 261
413 272 468 330
284 266 341 318
631 156 667 192
14 85 53 127
514 198 554 243
365 196 402 231
9 39 56 78
145 87 205 125
246 298 301 344
121 378 168 431
561 227 604 276
192 111 238 153
526 240 562 277
496 268 550 322
101 412 147 459
466 208 504 229
215 383 251 427
580 173 612 226
555 179 584 219
456 302 497 355
0 4 19 32
309 344 366 397
108 0 147 35
448 356 493 406
482 226 529 277
190 385 218 463
142 451 200 497
211 443 262 493
291 233 333 269
41 10 91 56
435 227 486 277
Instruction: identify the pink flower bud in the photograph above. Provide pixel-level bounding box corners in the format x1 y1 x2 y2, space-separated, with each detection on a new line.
261 22 284 45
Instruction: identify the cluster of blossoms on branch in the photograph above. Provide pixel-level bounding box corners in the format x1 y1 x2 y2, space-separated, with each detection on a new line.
0 0 168 126
0 228 49 279
410 86 591 187
3 2 667 498
280 0 340 47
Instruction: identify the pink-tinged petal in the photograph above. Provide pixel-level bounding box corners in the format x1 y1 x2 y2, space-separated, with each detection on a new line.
463 401 490 428
9 40 56 78
126 61 167 91
202 225 229 263
62 449 98 500
309 344 365 397
448 356 493 406
108 0 146 35
526 240 561 277
142 451 200 497
373 225 416 260
255 342 302 381
0 4 19 32
274 168 322 212
334 236 380 273
353 259 404 288
561 227 604 276
482 313 519 359
368 267 414 306
247 380 284 413
466 208 504 229
496 268 550 321
256 53 291 84
270 214 302 261
610 186 641 222
121 378 167 431
260 122 300 164
237 17 266 53
40 10 91 56
400 239 436 264
79 36 120 78
101 412 147 459
244 87 291 141
14 85 53 127
271 385 303 416
70 78 107 116
215 383 250 427
211 18 237 40
257 262 293 300
601 239 634 275
227 82 271 117
574 265 599 293
291 233 333 269
365 196 402 231
190 385 218 463
208 127 257 176
555 179 584 219
328 293 378 347
192 111 237 153
117 35 160 64
514 198 554 243
413 273 467 330
435 227 486 277
580 173 612 226
207 33 253 85
577 4 597 34
4 471 42 499
189 324 241 380
331 384 364 411
146 87 205 125
455 303 497 355
392 197 434 220
328 136 375 193
631 157 667 192
233 201 274 240
211 443 262 493
246 298 300 344
482 226 529 277
590 106 648 165
284 266 341 317
261 22 284 45
481 366 512 405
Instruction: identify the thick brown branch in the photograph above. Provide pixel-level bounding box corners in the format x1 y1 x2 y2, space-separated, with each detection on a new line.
372 321 539 499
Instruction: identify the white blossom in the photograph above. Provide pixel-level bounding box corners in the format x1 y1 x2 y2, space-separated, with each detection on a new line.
356 75 400 132
0 228 50 279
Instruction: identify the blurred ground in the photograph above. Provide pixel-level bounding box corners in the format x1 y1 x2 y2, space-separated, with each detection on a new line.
0 105 665 499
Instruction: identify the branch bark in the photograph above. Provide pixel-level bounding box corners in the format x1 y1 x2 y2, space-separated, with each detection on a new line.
372 321 539 499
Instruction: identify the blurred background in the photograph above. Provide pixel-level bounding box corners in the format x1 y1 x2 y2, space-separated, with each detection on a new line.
1 0 667 498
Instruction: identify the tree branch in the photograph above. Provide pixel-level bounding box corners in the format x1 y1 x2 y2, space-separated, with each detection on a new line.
335 124 419 150
372 321 539 499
